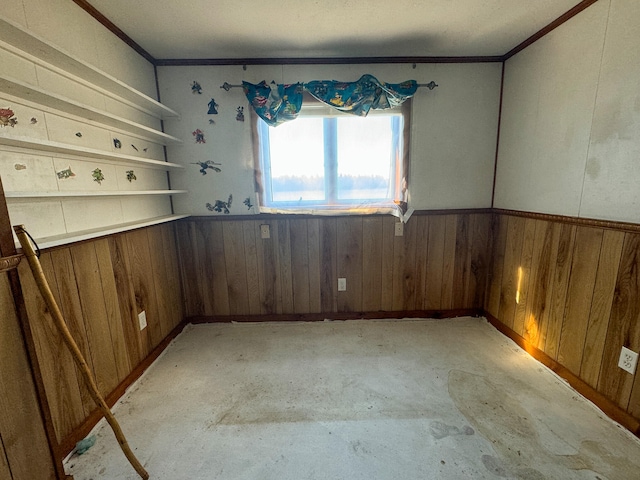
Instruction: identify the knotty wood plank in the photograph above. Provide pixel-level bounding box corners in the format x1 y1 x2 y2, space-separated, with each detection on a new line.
403 216 419 310
108 235 144 370
452 214 470 309
160 223 185 330
380 216 395 310
440 215 458 310
18 256 84 443
498 215 525 330
362 216 383 312
242 221 263 315
319 218 337 312
125 229 162 351
557 227 603 376
512 218 537 337
290 219 311 314
486 214 507 317
176 221 204 316
255 220 277 314
522 220 554 347
535 222 562 352
277 220 294 314
425 215 446 310
204 221 230 316
48 247 97 416
544 224 577 361
598 232 640 410
467 214 490 309
391 218 406 311
580 229 624 388
0 274 57 480
223 221 250 315
307 219 322 313
146 226 174 339
95 238 131 383
413 216 429 311
70 242 120 396
337 216 363 312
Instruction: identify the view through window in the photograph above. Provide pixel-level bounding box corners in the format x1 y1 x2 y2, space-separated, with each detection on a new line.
257 108 406 210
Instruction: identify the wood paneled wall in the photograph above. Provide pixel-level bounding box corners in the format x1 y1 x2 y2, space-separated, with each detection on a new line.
486 211 640 422
0 272 56 480
17 222 184 456
177 212 492 318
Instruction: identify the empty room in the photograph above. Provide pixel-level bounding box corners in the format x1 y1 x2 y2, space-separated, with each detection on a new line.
1 0 640 478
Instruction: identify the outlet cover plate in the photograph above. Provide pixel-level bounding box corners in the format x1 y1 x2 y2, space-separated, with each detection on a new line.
394 222 404 236
338 278 346 291
260 224 270 239
138 310 147 331
618 346 638 374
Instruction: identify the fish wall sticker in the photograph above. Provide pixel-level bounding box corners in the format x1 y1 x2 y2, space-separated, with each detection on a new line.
57 166 76 179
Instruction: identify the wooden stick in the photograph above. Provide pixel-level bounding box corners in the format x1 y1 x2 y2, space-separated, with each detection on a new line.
13 225 150 480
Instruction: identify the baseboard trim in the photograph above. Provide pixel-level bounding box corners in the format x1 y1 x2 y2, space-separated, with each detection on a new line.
187 309 483 324
58 320 188 459
484 312 640 438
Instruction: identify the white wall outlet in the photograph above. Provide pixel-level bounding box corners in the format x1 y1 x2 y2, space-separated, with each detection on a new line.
338 278 347 291
618 346 638 374
138 310 147 331
394 222 404 236
260 224 270 239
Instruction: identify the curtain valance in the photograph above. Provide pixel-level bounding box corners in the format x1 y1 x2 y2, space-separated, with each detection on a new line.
242 75 419 127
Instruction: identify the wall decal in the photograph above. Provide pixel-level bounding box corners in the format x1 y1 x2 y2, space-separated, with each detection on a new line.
243 197 253 210
14 164 27 171
143 147 148 152
131 144 139 151
236 106 244 122
57 166 76 179
0 108 17 127
75 132 83 137
208 98 219 114
92 168 104 184
206 194 232 214
113 138 122 148
209 119 215 125
126 170 137 182
191 81 202 94
192 160 221 175
192 129 206 144
30 117 37 124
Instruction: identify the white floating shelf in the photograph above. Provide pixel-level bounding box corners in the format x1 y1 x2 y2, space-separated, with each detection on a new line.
0 75 182 145
16 214 190 250
6 190 187 198
0 134 183 170
0 17 179 120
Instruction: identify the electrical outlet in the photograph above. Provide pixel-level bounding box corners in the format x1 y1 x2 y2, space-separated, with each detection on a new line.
260 224 270 239
338 278 347 291
138 310 147 331
618 346 638 374
394 222 404 236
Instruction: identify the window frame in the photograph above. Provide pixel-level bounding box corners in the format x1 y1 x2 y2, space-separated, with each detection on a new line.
252 96 412 214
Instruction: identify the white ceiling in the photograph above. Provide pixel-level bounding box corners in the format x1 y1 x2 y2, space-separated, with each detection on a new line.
86 0 585 60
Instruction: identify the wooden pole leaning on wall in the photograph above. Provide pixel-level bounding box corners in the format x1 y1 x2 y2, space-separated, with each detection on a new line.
13 225 150 480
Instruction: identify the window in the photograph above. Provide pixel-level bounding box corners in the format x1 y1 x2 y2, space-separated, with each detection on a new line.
255 98 410 214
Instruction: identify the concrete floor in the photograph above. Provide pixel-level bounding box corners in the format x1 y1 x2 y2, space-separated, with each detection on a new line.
64 317 640 479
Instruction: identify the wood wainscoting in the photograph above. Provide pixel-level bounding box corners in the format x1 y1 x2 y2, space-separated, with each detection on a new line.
16 222 185 462
176 211 492 319
486 209 640 432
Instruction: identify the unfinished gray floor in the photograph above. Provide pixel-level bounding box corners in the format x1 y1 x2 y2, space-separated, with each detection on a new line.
65 317 640 479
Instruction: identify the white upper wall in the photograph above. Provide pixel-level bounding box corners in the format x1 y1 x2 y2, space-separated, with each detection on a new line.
158 63 501 215
494 0 640 223
0 0 157 97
